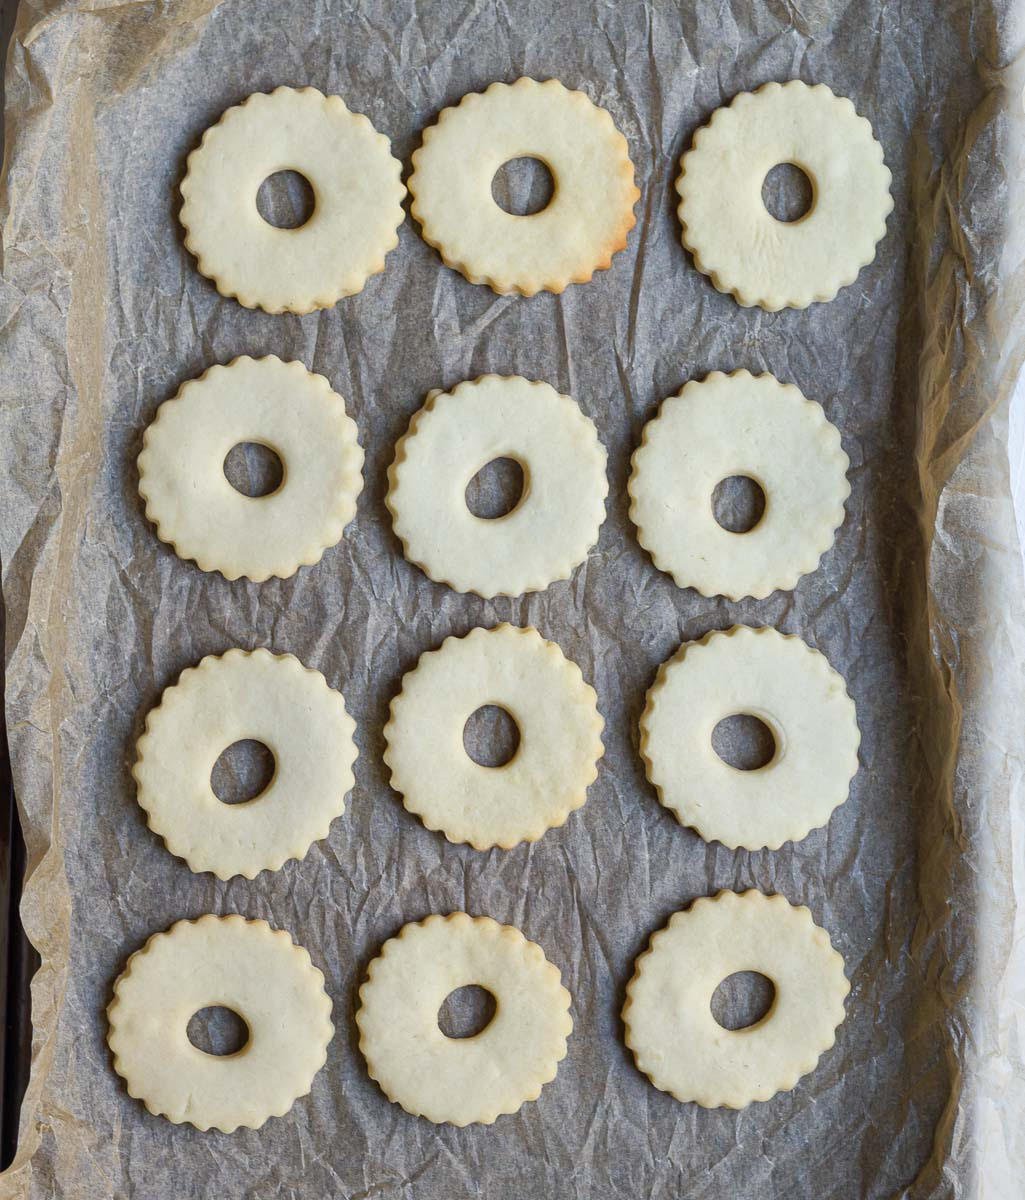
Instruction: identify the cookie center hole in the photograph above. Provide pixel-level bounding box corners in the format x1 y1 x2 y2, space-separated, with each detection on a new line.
712 475 765 533
491 156 555 216
438 985 497 1039
187 1006 250 1056
465 457 525 520
211 739 276 804
462 705 520 768
711 972 776 1031
223 442 284 498
711 715 776 771
256 169 316 229
761 162 814 223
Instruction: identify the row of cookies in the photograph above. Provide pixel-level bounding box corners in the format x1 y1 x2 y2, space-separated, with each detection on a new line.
108 895 848 1132
132 618 858 880
182 77 890 311
139 361 849 601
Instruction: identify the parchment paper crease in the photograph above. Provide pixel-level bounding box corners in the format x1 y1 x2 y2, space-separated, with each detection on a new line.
2 1 1025 1196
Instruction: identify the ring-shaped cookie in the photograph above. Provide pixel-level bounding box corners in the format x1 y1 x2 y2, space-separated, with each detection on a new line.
356 913 572 1125
641 626 859 850
384 625 604 849
138 356 364 582
180 86 405 312
628 370 848 599
388 375 607 596
677 81 892 310
623 890 849 1108
409 78 639 295
107 915 333 1132
133 648 357 879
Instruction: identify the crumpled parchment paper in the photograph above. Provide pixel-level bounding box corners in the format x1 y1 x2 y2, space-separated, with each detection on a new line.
2 0 1025 1196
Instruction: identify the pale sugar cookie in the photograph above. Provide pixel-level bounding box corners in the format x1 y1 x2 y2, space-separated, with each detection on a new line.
138 356 364 582
384 625 603 849
107 915 333 1132
641 625 859 850
677 81 892 309
133 648 357 879
387 375 607 597
628 370 848 600
357 914 572 1125
180 86 404 313
409 78 639 295
623 890 849 1108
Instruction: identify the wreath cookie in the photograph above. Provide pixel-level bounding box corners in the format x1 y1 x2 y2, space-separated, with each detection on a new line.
180 86 404 312
108 915 333 1132
138 356 363 582
629 370 849 600
641 626 859 850
388 375 607 597
384 625 603 849
410 78 638 295
677 81 892 309
134 649 357 879
357 914 572 1125
623 891 848 1108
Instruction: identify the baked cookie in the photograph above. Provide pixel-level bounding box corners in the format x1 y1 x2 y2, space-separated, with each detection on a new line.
388 375 607 596
410 78 638 295
108 915 333 1132
624 891 848 1108
677 81 891 309
641 625 859 850
180 86 404 312
134 649 356 878
629 370 848 599
384 625 603 849
138 356 363 582
357 914 572 1125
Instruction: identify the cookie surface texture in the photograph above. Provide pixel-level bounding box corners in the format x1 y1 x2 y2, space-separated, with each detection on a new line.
356 913 572 1125
409 77 639 295
677 80 892 310
134 648 357 878
180 86 404 312
107 915 333 1132
138 355 364 582
384 624 603 849
388 375 608 596
641 625 859 850
628 370 848 599
623 890 849 1108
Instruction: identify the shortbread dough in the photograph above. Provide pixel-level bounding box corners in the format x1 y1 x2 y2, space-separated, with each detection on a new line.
677 81 892 310
138 355 364 582
384 625 604 849
180 86 404 312
388 375 607 596
107 915 333 1132
134 648 357 878
629 370 849 599
409 78 639 295
356 913 572 1125
623 890 849 1108
641 626 859 850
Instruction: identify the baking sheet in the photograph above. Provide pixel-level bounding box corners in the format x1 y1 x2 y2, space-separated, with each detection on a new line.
2 0 1025 1196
